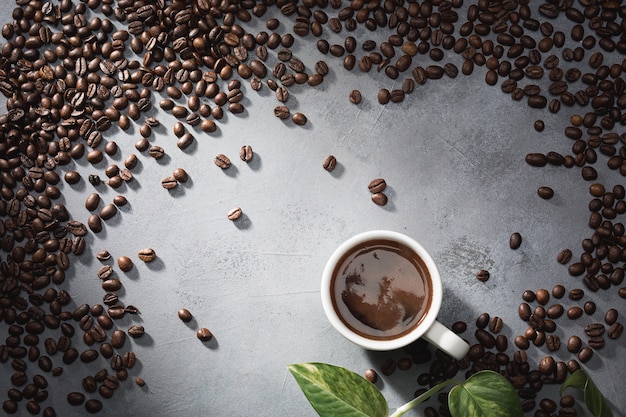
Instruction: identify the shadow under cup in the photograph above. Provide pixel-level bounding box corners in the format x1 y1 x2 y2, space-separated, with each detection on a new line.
322 231 443 352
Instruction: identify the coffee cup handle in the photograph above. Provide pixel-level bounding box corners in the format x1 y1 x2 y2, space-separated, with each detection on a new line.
422 320 470 360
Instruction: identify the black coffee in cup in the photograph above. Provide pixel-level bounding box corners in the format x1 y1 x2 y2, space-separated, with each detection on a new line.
330 239 433 340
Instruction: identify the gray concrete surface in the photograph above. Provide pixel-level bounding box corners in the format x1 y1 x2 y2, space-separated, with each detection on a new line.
1 1 625 416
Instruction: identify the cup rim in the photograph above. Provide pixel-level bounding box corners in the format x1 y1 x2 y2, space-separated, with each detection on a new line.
321 230 443 351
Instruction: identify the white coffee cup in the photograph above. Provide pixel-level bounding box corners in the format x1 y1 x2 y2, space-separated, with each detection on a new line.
321 230 470 360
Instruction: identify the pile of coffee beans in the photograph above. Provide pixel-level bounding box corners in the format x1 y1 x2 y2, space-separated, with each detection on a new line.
1 0 626 415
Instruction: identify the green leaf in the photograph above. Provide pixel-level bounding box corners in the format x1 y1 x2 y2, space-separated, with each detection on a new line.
448 370 523 417
288 363 388 417
561 370 613 417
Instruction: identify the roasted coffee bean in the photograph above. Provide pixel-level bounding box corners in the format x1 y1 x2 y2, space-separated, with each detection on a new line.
489 316 503 333
117 256 133 272
128 325 145 338
547 304 564 319
510 232 522 249
567 306 583 319
67 391 85 406
557 249 572 264
292 112 307 125
227 207 243 221
197 327 213 341
605 309 618 325
214 154 231 169
536 289 550 305
476 269 490 282
475 329 496 348
364 369 378 383
584 323 605 337
476 312 490 329
608 322 623 339
161 176 177 190
552 285 566 299
578 346 593 363
138 248 157 262
371 192 388 206
538 355 555 375
569 288 584 300
525 153 548 167
451 321 466 334
240 146 254 162
546 334 561 351
368 178 386 193
349 90 362 104
519 303 532 321
323 155 337 172
584 301 596 315
537 186 554 199
178 309 193 322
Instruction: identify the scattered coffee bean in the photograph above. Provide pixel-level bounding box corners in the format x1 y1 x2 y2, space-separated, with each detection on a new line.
173 168 189 183
368 178 386 193
364 369 378 383
476 269 490 282
214 154 232 169
323 155 337 172
240 146 254 162
227 207 243 221
557 249 572 264
117 256 133 272
138 248 157 262
292 112 307 125
349 90 362 104
537 186 554 199
510 232 522 249
197 328 213 341
128 325 145 338
371 192 388 206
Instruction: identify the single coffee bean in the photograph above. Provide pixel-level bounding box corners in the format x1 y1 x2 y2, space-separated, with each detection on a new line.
85 399 103 413
536 288 550 305
117 256 133 272
588 336 605 349
349 90 362 104
569 288 584 300
178 309 193 322
364 369 378 383
584 301 596 315
584 323 605 337
578 346 593 363
510 232 522 249
214 154 231 169
135 377 146 387
608 322 623 339
537 186 554 199
451 321 467 334
534 120 545 132
546 334 560 351
538 355 555 374
128 325 145 338
162 176 178 189
323 155 337 172
522 290 536 302
67 391 85 405
489 316 504 333
525 153 548 167
475 329 496 348
371 192 388 206
547 304 564 319
476 312 490 329
567 306 583 319
368 178 387 193
138 248 157 262
292 112 307 125
605 309 618 325
552 285 566 298
476 269 490 282
567 335 582 353
519 303 532 321
557 249 572 264
227 207 243 221
173 168 188 183
274 105 290 119
239 146 253 162
197 327 213 341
